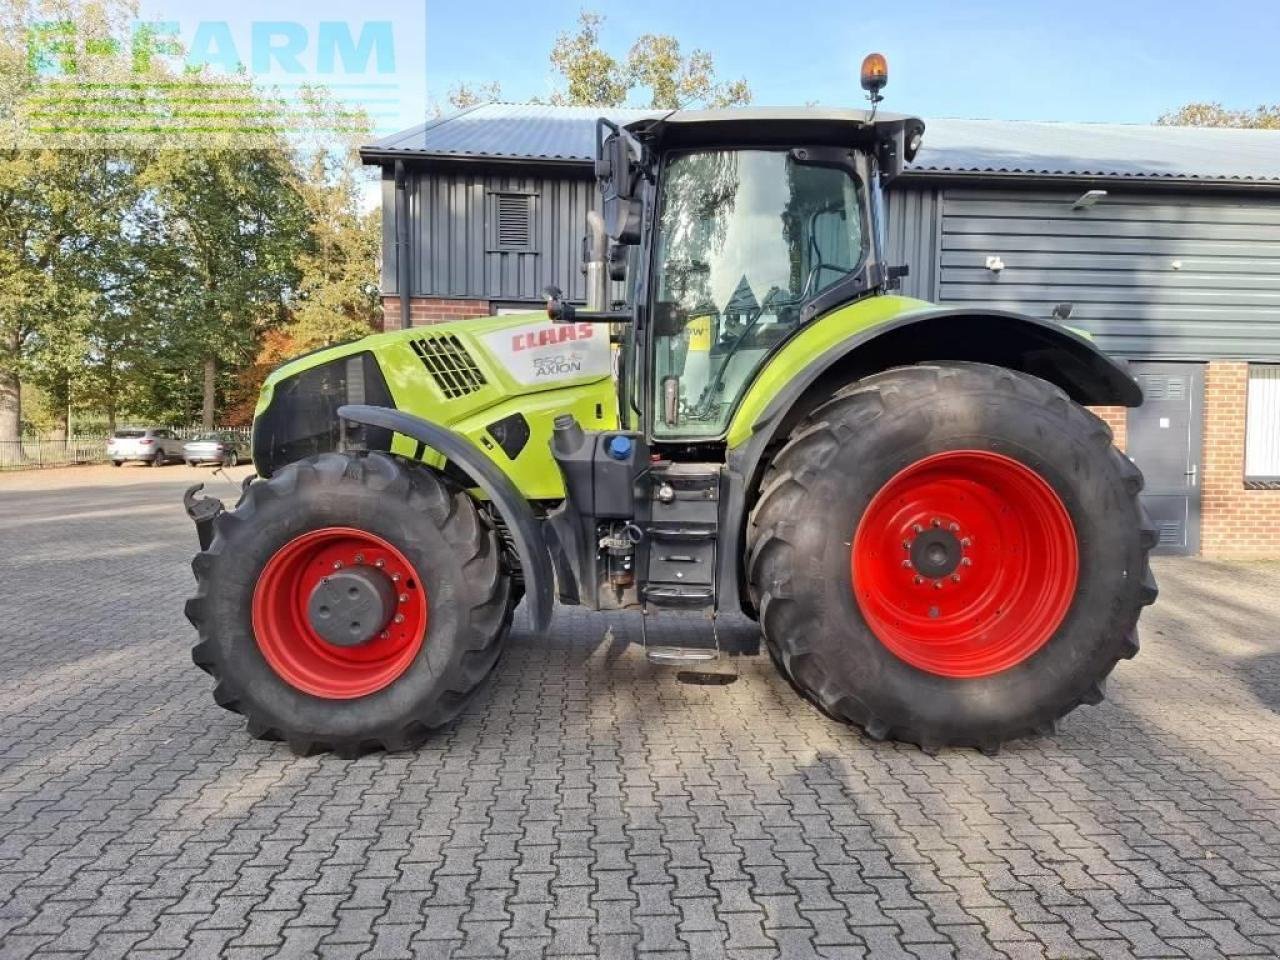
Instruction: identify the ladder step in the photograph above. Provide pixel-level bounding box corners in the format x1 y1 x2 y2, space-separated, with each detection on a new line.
645 646 720 665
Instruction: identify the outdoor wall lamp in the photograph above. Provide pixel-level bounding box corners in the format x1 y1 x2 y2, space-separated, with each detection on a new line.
1072 189 1108 210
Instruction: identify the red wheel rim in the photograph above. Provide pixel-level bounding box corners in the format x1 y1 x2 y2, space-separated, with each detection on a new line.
251 527 428 698
851 450 1078 678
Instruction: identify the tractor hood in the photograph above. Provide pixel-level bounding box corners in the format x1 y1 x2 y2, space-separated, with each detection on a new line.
252 312 618 498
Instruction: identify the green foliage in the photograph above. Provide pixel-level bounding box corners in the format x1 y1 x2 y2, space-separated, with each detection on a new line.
1158 103 1280 128
0 0 381 437
547 11 751 109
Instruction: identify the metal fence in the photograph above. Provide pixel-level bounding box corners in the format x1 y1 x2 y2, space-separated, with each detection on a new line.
0 427 251 472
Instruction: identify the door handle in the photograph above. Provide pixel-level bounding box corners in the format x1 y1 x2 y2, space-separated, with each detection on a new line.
1185 464 1198 487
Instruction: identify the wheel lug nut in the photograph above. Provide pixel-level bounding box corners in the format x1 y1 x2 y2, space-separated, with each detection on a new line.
960 537 972 547
901 559 912 568
931 518 941 528
949 522 960 532
380 631 389 639
913 524 923 534
332 560 343 570
354 553 365 564
913 575 924 585
933 580 942 590
391 573 401 582
375 559 385 568
398 592 408 603
961 557 972 566
393 613 405 624
951 574 961 583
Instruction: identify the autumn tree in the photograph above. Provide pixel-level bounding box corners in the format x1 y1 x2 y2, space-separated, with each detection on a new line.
547 11 751 109
1159 103 1280 128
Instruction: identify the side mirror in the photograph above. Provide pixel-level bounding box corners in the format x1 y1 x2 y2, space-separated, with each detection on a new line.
596 118 644 245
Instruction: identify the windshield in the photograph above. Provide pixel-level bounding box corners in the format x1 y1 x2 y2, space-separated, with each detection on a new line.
651 149 866 438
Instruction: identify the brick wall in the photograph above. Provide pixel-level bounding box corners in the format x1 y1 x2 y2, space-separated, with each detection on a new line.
1200 361 1280 558
382 296 491 330
1088 406 1128 452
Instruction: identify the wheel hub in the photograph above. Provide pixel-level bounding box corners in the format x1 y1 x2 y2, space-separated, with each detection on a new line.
251 527 428 699
907 525 964 580
307 566 398 647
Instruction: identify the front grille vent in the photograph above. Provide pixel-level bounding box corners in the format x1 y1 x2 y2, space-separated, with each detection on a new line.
410 334 487 399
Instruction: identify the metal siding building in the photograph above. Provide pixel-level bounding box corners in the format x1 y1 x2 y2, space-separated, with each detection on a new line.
362 105 1280 557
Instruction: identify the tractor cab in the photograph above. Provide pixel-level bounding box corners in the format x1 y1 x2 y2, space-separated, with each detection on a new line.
571 104 924 443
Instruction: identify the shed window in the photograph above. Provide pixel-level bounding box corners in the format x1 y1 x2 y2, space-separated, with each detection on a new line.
490 192 535 251
1245 365 1280 481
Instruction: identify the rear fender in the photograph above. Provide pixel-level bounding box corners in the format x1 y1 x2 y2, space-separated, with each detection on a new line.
338 404 554 635
718 305 1144 615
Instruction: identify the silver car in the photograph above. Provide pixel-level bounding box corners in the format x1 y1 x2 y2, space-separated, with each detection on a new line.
183 432 243 467
107 428 185 467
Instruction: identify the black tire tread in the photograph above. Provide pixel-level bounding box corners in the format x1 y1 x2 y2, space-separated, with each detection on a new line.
746 362 1158 751
186 451 513 756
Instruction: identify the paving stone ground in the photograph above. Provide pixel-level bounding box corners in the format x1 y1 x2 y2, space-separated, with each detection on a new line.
1 464 1278 959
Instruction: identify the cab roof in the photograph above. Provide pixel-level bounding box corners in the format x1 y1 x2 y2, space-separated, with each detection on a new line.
626 106 925 155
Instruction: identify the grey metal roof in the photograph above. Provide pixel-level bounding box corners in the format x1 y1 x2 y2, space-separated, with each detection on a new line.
365 103 657 163
915 118 1280 184
363 103 1280 184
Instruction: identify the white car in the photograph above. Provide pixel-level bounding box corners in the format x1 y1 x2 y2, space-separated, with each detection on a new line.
107 428 185 467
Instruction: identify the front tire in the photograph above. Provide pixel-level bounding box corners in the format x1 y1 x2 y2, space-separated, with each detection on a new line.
185 451 513 756
747 362 1157 751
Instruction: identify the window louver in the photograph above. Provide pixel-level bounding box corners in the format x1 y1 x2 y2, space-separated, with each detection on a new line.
495 193 532 249
409 334 487 399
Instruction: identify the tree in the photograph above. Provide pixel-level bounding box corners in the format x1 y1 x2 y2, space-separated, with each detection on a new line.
547 11 751 109
140 137 306 429
448 81 502 111
1159 103 1280 128
0 0 142 444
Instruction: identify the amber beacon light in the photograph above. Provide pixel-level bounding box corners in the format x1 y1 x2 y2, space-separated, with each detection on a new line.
860 52 889 101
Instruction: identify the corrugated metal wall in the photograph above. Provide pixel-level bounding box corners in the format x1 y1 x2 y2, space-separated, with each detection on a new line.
934 188 1280 360
388 166 1280 362
384 167 600 303
884 185 941 302
389 169 944 306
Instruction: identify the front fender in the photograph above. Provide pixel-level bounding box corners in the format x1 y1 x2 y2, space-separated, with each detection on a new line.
338 404 554 635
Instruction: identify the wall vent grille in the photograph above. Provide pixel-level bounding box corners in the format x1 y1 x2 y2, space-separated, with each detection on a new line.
495 194 532 248
409 335 487 399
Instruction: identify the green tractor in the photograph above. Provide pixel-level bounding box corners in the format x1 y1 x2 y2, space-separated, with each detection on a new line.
185 61 1157 756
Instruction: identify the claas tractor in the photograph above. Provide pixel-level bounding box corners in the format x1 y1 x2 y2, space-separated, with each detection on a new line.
184 57 1157 756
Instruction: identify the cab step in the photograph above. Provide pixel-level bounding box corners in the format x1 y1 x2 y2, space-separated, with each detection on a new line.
645 645 719 665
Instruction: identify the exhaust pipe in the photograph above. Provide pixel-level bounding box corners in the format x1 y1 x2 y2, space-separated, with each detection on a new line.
584 210 609 313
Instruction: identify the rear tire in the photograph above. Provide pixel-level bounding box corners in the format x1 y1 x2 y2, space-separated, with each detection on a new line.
152 451 165 467
747 362 1157 751
185 451 514 756
111 460 123 468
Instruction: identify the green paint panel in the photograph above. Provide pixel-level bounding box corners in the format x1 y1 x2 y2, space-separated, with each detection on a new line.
726 295 931 447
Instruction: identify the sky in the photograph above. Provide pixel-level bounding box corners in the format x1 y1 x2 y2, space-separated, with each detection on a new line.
134 0 1280 136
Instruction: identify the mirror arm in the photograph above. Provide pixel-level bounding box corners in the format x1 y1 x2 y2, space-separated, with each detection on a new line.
546 298 631 325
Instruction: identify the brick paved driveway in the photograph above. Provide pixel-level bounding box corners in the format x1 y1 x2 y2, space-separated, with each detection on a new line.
1 465 1279 960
